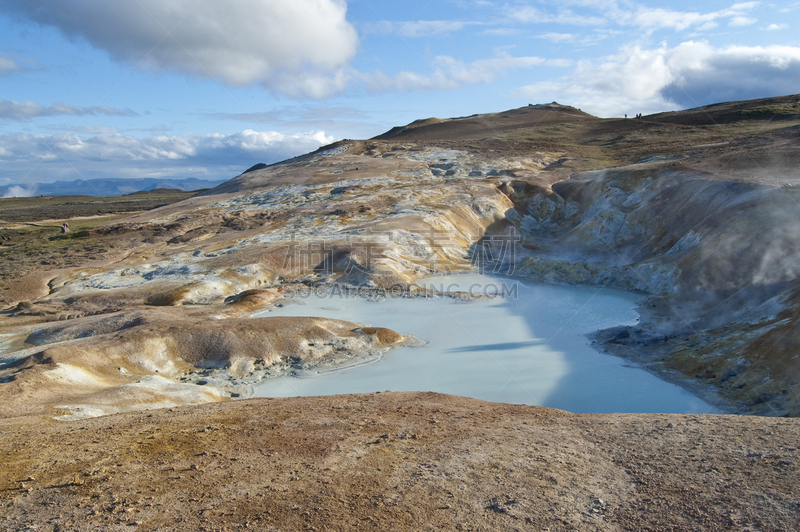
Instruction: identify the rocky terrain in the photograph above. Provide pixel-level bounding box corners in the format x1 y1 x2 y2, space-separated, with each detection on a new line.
1 94 800 529
0 190 202 303
2 392 800 531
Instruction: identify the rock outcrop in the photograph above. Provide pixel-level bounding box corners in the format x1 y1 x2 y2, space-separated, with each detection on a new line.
2 95 800 417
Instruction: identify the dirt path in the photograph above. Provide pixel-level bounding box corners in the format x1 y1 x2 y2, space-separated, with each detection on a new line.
1 392 797 531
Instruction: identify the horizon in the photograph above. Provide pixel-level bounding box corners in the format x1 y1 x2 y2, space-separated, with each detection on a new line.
1 0 798 196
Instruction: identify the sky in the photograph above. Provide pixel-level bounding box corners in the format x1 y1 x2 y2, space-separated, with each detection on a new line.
0 0 798 194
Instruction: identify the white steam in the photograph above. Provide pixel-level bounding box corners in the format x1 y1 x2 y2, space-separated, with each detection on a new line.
2 184 37 198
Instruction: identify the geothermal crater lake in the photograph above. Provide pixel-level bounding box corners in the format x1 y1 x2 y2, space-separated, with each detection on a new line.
254 274 718 414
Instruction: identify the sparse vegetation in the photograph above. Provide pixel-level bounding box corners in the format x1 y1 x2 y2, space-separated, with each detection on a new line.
2 96 800 531
0 190 203 305
0 189 201 223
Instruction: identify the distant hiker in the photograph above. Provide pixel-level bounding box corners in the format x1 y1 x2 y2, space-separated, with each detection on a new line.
625 114 627 118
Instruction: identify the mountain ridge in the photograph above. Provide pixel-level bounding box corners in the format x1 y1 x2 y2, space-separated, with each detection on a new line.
2 93 800 531
1 177 225 198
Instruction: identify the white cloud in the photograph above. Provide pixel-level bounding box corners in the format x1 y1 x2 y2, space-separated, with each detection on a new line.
766 23 788 30
68 126 128 136
779 2 800 13
364 53 552 92
661 43 800 106
614 4 759 32
538 33 575 42
0 99 137 120
504 1 761 33
1 130 334 162
0 53 21 75
480 27 521 36
364 20 471 37
0 0 359 98
0 129 335 183
0 52 38 75
505 5 606 26
515 42 800 117
729 15 757 26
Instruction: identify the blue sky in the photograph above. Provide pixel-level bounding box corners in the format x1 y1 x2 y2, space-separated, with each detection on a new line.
1 0 798 193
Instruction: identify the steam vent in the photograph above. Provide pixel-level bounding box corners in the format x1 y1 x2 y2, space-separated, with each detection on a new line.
2 95 800 530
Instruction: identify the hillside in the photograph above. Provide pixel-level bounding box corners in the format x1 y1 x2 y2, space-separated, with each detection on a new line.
2 392 798 531
1 94 800 530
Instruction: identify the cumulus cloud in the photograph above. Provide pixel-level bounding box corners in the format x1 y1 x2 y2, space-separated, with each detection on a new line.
0 99 137 120
660 43 800 108
516 42 800 117
0 0 359 98
0 129 335 183
364 53 557 92
0 130 334 163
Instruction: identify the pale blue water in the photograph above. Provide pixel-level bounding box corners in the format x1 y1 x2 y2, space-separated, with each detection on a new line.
252 274 719 414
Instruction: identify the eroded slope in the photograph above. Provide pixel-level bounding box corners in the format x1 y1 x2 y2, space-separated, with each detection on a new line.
2 96 800 418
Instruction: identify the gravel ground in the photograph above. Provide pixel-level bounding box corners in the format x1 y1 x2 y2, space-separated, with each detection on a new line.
1 392 798 531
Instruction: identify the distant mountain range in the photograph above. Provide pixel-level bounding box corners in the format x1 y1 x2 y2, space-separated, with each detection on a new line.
1 177 225 197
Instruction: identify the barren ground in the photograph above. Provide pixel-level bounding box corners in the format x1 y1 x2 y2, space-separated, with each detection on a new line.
1 392 798 531
2 96 800 530
0 190 200 305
